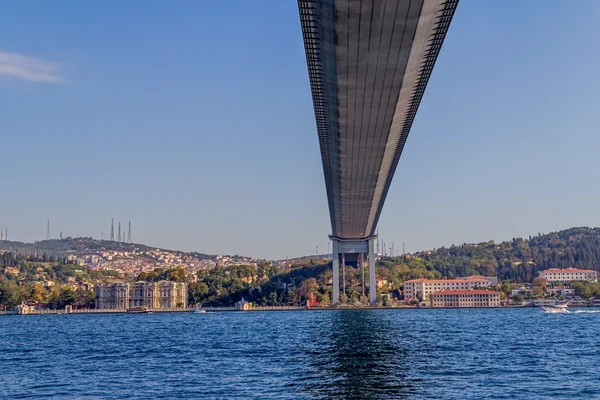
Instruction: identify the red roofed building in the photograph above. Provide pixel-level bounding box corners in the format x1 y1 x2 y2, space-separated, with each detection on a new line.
430 290 501 308
539 268 597 283
404 276 493 301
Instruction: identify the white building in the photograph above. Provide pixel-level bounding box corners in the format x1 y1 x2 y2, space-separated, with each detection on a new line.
539 268 597 283
430 290 501 308
404 276 492 301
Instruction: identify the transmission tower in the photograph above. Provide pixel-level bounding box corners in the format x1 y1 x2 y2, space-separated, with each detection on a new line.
127 220 132 243
110 218 115 241
46 218 50 240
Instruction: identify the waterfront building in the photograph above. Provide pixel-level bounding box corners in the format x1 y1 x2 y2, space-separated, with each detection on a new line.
95 281 187 309
546 287 575 298
430 290 501 308
404 276 492 301
539 268 598 283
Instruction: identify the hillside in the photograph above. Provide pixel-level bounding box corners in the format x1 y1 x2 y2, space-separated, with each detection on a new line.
407 227 600 282
3 227 600 308
0 237 214 260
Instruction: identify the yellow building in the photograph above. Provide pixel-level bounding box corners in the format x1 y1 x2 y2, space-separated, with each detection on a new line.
95 281 187 309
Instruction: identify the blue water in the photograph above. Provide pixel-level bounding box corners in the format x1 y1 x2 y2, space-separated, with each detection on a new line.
1 308 600 399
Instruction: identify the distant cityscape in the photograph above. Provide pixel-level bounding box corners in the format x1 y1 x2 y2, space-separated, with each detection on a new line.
2 227 600 315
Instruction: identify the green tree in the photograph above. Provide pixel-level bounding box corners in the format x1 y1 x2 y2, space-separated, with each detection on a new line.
267 291 279 306
500 280 514 296
0 279 19 307
571 281 592 299
188 281 210 304
167 266 186 282
382 295 391 307
316 292 330 305
513 294 525 304
339 293 348 305
31 283 47 303
48 287 77 309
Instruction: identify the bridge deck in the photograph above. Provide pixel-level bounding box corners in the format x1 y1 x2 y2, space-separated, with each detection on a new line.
299 0 459 240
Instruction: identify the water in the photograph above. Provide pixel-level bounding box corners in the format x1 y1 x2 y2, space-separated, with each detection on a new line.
1 308 599 399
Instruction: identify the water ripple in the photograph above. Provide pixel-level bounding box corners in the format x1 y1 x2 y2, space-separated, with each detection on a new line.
1 309 600 399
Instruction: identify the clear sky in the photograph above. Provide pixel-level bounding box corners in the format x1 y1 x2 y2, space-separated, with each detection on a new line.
1 1 600 260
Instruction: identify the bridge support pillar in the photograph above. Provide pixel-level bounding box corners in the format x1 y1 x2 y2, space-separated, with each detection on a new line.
332 239 340 305
369 238 376 306
329 236 375 306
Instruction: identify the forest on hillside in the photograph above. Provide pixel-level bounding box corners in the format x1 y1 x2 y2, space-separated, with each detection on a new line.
409 227 600 282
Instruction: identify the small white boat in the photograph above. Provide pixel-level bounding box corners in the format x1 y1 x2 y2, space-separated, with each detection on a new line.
194 306 206 314
541 304 569 313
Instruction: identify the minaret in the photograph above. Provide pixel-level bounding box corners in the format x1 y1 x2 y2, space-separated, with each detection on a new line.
46 218 50 240
118 222 121 242
110 218 115 241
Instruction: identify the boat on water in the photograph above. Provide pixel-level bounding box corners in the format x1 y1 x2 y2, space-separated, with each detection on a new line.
541 304 569 313
127 307 149 313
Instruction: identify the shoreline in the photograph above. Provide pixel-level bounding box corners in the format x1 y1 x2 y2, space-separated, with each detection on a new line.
3 304 599 316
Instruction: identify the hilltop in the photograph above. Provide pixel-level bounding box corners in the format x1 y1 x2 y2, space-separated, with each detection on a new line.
0 237 213 259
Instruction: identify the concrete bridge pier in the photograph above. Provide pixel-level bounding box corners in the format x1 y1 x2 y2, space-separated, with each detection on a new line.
330 236 377 306
332 239 340 305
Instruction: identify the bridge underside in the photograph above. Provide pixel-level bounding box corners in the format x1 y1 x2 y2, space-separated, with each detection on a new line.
298 0 458 305
299 0 458 241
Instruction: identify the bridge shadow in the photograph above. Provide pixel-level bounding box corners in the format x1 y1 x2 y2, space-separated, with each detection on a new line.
303 310 419 400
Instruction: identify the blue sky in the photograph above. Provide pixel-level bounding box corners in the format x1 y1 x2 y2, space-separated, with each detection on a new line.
1 0 600 259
